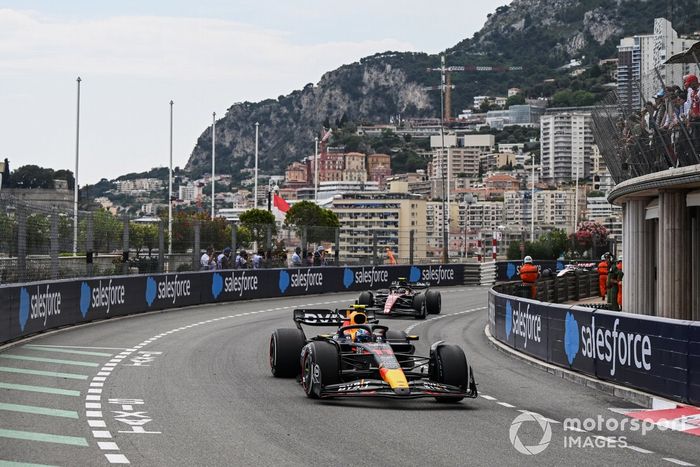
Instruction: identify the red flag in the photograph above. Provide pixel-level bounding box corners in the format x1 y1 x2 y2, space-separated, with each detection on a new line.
320 128 332 143
273 194 290 213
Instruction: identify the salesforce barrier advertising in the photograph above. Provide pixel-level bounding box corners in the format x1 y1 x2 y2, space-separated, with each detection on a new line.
0 264 465 345
490 288 700 405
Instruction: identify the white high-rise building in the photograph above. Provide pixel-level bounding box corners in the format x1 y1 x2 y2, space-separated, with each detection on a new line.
540 112 594 182
618 18 700 109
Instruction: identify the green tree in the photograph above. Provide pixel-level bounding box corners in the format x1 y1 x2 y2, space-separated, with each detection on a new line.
506 94 526 108
27 214 50 252
284 201 340 244
92 210 123 253
239 209 276 247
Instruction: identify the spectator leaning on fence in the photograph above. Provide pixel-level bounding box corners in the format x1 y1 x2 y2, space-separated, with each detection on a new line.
200 246 216 271
235 250 249 269
217 247 232 269
290 247 302 267
252 249 264 269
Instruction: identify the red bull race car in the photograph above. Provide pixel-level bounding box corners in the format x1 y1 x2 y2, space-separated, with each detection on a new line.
356 278 441 319
269 306 477 402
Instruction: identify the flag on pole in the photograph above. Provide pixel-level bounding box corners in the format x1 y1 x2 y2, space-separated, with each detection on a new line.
320 127 332 143
272 193 290 222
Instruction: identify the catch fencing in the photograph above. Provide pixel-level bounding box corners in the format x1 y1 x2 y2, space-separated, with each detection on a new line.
0 194 474 285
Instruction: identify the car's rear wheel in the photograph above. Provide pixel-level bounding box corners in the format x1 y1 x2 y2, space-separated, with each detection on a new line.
357 291 374 307
301 342 340 398
269 328 305 378
412 293 427 320
425 290 441 315
430 344 468 402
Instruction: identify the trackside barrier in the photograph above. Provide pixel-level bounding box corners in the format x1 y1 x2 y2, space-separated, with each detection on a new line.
488 287 700 406
0 263 488 346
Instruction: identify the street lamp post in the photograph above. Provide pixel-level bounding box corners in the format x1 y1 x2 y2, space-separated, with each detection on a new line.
314 137 319 203
255 122 259 209
168 100 174 256
73 77 81 257
439 55 449 263
211 112 216 219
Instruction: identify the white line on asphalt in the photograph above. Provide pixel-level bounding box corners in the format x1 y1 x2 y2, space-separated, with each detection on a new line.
93 377 107 382
105 453 130 464
86 395 101 401
88 388 103 394
88 420 107 428
516 410 560 424
90 382 104 387
497 402 516 408
92 430 112 438
20 344 128 350
98 441 120 450
662 459 695 466
480 395 496 401
626 445 654 454
86 411 103 418
85 403 101 409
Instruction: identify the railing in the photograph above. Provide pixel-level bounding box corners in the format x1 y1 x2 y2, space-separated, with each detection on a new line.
592 78 700 185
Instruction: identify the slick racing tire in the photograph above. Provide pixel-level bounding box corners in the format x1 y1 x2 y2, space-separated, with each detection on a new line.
269 328 306 378
412 293 427 320
357 291 374 307
430 344 468 403
425 290 441 315
301 342 340 399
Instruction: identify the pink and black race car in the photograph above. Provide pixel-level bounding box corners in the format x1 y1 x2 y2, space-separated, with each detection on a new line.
356 278 441 320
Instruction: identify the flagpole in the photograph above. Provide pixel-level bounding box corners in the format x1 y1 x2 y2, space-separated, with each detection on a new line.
255 122 259 209
211 112 216 219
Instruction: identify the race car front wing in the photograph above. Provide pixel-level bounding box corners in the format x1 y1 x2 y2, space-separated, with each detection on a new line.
319 379 477 399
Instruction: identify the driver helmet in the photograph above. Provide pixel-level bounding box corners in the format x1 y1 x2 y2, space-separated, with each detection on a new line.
354 329 371 343
601 254 607 260
524 256 533 264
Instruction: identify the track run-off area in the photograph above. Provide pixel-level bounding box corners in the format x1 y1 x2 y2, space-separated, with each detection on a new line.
0 287 698 466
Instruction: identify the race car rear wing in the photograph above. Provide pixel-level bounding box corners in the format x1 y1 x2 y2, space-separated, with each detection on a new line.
293 308 377 326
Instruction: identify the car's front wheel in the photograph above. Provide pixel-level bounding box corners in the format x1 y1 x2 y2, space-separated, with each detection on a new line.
412 293 427 320
425 290 441 314
300 342 340 399
430 344 468 403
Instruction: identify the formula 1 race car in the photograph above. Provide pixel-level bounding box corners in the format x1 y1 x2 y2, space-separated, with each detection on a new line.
356 278 441 319
269 306 477 402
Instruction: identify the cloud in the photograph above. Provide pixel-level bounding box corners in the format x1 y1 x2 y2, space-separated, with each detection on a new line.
0 9 417 81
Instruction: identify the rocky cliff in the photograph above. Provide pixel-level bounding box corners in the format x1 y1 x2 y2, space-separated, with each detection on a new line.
185 0 698 177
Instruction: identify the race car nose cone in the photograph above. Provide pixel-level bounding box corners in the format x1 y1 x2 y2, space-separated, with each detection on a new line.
394 387 410 396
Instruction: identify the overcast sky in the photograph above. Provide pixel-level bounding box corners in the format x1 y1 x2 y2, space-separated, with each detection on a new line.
1 1 509 185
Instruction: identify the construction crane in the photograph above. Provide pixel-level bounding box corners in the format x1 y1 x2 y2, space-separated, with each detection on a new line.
426 55 523 121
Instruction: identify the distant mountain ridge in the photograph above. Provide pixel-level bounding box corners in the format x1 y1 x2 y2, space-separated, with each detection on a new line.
185 0 700 178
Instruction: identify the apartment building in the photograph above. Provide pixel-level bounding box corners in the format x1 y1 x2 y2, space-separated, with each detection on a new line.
504 190 581 233
540 111 594 182
330 183 426 263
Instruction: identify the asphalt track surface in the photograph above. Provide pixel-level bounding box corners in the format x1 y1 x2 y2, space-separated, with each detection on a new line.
1 287 698 467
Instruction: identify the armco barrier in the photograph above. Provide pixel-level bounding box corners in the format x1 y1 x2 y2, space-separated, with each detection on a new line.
489 287 700 405
1 264 469 345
